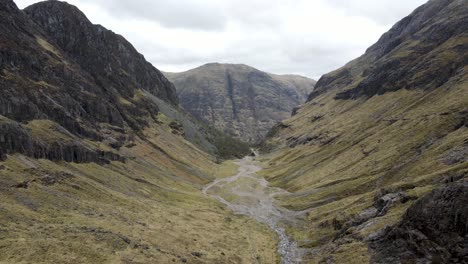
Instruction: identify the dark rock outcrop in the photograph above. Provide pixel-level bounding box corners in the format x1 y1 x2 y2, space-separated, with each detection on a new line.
0 118 123 163
0 0 136 133
371 182 468 263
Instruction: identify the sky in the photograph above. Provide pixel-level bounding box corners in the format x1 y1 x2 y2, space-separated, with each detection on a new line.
16 0 427 79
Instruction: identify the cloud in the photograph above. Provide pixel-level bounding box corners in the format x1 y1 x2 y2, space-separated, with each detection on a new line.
327 0 428 25
14 0 428 79
79 0 228 31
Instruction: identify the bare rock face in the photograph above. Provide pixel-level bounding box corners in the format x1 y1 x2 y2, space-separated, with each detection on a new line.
24 1 178 106
0 0 155 163
371 182 468 263
165 63 316 143
0 117 123 163
0 0 118 149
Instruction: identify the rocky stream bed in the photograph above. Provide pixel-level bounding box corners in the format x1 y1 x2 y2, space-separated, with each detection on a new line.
203 157 308 264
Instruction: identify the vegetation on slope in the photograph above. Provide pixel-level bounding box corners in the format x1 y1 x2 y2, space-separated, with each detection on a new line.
0 125 278 263
260 0 468 262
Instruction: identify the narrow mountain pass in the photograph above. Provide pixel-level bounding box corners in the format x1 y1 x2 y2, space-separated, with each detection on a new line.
203 157 308 264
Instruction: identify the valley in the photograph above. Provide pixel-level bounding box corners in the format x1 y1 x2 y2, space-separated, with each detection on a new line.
0 0 467 263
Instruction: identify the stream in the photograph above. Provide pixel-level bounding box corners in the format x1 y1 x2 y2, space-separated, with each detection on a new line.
203 157 307 264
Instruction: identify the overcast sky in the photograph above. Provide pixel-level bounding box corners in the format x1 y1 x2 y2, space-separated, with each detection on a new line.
16 0 427 79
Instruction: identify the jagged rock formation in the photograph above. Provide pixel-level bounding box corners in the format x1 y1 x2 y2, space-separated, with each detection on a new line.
261 0 468 262
0 0 159 157
165 63 316 143
371 182 468 263
0 0 129 163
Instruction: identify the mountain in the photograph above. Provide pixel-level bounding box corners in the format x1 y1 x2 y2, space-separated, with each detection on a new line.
22 1 249 160
164 63 316 143
261 0 468 262
0 1 276 263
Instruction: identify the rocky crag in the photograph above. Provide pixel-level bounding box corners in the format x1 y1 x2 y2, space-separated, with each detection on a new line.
371 182 468 263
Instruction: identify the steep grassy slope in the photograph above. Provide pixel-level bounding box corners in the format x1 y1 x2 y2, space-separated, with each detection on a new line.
165 63 316 143
261 0 468 262
0 1 277 263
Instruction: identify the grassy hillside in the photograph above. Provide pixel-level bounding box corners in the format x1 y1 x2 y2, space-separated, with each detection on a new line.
260 0 468 262
0 120 278 263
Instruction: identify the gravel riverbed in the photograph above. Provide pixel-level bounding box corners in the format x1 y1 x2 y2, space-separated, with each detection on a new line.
203 157 307 264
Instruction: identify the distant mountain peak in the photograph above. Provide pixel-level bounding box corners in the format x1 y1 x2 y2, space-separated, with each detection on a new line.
165 63 316 143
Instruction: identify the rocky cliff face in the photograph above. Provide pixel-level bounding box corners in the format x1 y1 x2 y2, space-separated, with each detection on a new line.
165 63 316 143
0 117 123 163
0 0 131 163
261 0 468 262
24 1 178 106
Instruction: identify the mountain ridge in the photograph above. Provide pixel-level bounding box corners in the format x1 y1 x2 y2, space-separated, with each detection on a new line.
308 0 467 102
25 0 179 106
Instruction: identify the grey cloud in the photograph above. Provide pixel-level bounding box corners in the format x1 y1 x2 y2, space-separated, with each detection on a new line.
80 0 228 30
